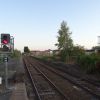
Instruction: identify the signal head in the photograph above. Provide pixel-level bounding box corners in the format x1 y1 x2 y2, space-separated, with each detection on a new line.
1 34 10 44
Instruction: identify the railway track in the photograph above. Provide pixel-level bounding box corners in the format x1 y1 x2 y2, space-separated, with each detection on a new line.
23 57 67 100
29 56 100 100
51 62 100 87
34 57 100 87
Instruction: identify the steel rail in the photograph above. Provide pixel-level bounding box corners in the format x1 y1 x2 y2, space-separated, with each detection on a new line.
23 58 41 100
26 57 68 100
32 56 100 87
31 57 100 99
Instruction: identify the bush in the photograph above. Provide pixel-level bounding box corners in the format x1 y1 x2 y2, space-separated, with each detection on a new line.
11 49 21 59
77 54 100 73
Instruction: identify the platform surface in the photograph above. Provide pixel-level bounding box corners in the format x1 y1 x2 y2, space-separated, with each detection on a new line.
10 83 28 100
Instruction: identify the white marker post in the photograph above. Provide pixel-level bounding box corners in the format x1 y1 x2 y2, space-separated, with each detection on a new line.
0 77 2 84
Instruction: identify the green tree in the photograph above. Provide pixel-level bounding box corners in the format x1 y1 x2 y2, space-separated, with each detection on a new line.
72 45 85 56
55 21 73 62
24 46 30 53
11 49 21 59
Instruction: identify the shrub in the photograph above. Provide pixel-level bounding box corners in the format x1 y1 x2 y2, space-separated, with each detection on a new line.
77 54 100 74
11 49 21 59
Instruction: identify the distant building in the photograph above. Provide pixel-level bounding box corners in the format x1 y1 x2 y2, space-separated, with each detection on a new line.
93 46 100 53
85 49 94 55
85 46 100 55
30 49 52 57
52 50 60 55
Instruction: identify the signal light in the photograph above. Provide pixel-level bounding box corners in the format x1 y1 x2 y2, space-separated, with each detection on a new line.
1 34 10 44
3 45 9 51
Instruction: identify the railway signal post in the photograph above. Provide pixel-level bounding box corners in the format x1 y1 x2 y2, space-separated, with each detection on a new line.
0 33 14 89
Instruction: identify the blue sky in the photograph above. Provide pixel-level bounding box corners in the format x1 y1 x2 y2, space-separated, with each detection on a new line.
0 0 100 51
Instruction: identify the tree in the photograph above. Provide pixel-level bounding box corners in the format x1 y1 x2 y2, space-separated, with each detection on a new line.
11 49 21 58
72 45 85 56
55 21 73 62
24 46 30 53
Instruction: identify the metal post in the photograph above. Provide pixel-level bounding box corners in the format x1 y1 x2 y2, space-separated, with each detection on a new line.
12 37 14 53
10 36 14 53
5 61 8 88
4 55 8 89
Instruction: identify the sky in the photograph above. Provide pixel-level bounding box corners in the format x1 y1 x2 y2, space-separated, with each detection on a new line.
0 0 100 51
